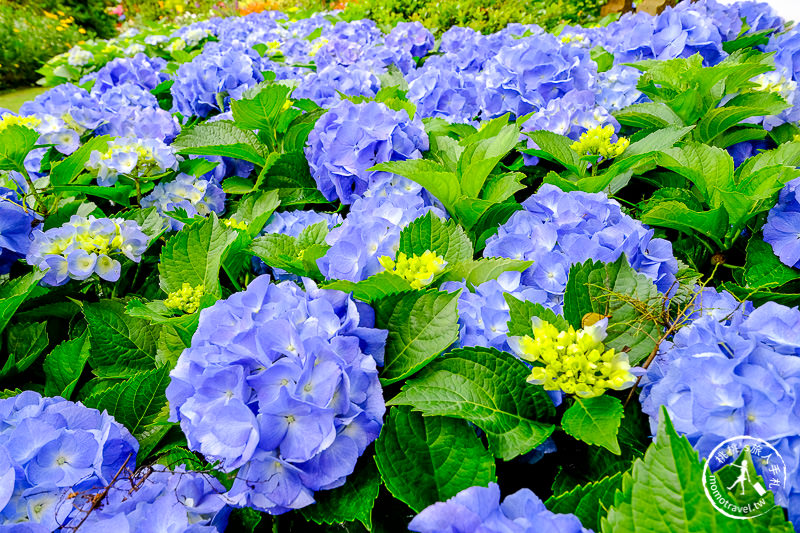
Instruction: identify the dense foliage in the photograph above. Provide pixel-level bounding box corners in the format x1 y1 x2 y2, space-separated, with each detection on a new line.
2 0 800 532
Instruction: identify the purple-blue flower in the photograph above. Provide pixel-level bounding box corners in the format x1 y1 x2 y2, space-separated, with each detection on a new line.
166 275 387 514
484 184 678 314
639 298 800 528
0 188 35 274
409 482 591 533
763 177 800 268
141 173 226 231
305 100 429 204
0 391 138 529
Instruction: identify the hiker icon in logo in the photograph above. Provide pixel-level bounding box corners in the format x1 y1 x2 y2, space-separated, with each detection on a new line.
702 436 787 520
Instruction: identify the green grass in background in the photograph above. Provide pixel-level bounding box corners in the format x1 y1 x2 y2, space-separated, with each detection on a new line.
0 86 48 113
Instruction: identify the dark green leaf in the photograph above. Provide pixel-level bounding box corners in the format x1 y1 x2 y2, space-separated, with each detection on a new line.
388 347 556 459
374 406 496 512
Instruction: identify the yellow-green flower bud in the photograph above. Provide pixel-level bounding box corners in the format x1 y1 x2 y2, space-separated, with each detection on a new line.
165 282 205 314
379 250 447 289
222 218 248 231
508 317 636 398
570 125 629 160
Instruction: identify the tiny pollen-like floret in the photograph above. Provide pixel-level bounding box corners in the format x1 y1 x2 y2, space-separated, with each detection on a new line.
794 133 800 143
222 218 248 231
509 317 636 398
165 282 206 314
570 125 629 160
0 114 41 132
379 250 447 289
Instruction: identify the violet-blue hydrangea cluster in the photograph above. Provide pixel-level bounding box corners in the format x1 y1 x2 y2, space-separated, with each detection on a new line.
408 482 591 533
0 391 139 530
171 41 265 118
384 21 435 59
90 53 169 95
305 100 429 204
639 297 800 528
65 465 230 533
441 271 544 353
292 64 381 108
86 136 179 187
253 210 344 280
26 215 149 286
405 56 483 124
483 184 678 314
0 188 36 274
166 275 387 514
141 173 226 231
317 176 442 282
763 177 800 268
477 32 597 119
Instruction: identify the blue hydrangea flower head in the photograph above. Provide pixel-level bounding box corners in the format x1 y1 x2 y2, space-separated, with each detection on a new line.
0 391 138 529
639 298 800 526
26 215 149 286
166 275 387 514
64 465 230 532
171 42 264 118
293 63 381 108
305 100 429 204
91 53 169 95
86 136 179 187
763 177 800 268
409 482 591 533
484 184 678 314
406 57 482 123
478 33 597 119
384 21 434 58
0 188 36 274
318 177 442 282
141 173 226 231
442 271 547 353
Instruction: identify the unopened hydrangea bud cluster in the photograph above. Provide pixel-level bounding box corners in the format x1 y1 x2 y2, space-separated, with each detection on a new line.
166 275 387 514
379 251 447 289
26 215 149 286
165 282 206 314
140 173 225 231
509 317 636 398
86 137 179 187
570 124 630 159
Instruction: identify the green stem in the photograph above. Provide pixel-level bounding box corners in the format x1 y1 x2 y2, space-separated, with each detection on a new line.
222 262 242 292
19 167 48 216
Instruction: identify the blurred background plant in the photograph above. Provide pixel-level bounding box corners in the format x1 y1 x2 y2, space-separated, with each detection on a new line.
0 2 101 91
339 0 610 33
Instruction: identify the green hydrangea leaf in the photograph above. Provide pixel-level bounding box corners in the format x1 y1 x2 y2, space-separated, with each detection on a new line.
377 289 461 384
388 347 556 460
399 211 474 265
0 270 45 339
562 396 624 455
601 408 794 533
563 256 661 365
300 456 380 529
159 215 242 297
323 272 413 303
83 365 171 440
83 300 160 374
374 406 496 513
44 331 91 400
230 190 281 238
504 293 570 336
546 471 626 532
172 120 268 166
